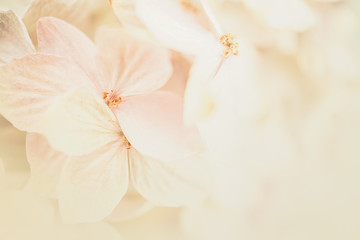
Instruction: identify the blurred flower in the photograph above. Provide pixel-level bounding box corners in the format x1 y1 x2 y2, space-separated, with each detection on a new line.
240 0 316 32
134 0 261 124
0 0 31 17
0 158 123 240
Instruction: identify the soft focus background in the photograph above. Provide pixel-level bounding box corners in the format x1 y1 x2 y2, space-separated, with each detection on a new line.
1 0 360 239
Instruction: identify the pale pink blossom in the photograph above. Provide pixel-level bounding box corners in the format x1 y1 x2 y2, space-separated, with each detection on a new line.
0 17 205 223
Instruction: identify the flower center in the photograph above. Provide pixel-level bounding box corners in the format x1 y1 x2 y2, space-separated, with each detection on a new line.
181 0 198 13
103 90 122 109
220 33 239 58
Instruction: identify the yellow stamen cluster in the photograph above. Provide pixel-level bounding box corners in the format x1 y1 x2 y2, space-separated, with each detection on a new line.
181 0 198 13
103 90 122 109
220 33 239 58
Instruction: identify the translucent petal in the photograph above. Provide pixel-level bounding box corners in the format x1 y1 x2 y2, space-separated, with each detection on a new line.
0 54 89 132
41 88 121 156
58 142 129 223
95 28 172 95
115 91 203 162
129 149 208 206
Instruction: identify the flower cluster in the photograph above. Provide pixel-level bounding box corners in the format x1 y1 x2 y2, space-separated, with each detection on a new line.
0 0 359 239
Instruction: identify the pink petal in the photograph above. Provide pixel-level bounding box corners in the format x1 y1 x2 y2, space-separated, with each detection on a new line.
26 133 68 198
129 149 208 206
160 52 190 97
0 10 35 64
58 142 129 223
95 28 172 95
0 54 89 132
37 17 101 90
115 91 203 162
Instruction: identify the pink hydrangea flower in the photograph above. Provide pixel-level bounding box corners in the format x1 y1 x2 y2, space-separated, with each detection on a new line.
0 17 205 223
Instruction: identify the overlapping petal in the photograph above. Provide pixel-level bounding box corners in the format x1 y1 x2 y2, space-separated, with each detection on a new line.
111 0 145 29
115 91 203 162
41 88 121 156
0 54 89 132
135 0 220 55
37 17 102 90
129 149 207 206
22 0 90 42
58 142 128 223
26 133 68 198
107 189 153 222
0 10 35 64
95 28 172 95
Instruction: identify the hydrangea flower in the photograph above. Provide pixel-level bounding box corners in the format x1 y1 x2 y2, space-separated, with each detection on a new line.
0 17 205 223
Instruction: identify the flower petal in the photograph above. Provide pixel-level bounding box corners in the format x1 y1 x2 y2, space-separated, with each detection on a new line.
95 28 172 95
26 133 68 198
115 91 203 162
0 10 35 64
211 42 261 120
111 0 145 29
23 0 95 43
129 149 207 206
107 189 153 222
183 55 221 124
37 17 101 90
58 142 128 223
135 0 220 55
0 54 89 132
41 88 121 156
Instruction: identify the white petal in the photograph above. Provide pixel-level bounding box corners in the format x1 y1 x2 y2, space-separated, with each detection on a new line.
58 142 129 223
26 133 68 198
107 189 153 222
129 149 208 207
0 10 35 64
41 88 121 156
211 41 261 120
135 0 220 55
111 0 145 29
184 55 221 124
